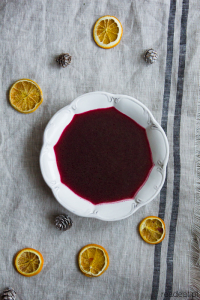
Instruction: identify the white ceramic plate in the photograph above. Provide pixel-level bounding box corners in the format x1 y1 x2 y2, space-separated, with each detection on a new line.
40 92 169 221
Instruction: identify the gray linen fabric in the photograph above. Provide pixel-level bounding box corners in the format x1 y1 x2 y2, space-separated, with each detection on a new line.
0 0 200 299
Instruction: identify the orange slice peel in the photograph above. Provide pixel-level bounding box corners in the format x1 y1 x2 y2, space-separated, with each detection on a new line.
14 248 44 277
78 244 109 277
9 78 43 114
93 15 123 49
139 216 166 244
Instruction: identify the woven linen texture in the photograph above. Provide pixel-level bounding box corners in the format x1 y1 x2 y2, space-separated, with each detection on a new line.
0 0 200 299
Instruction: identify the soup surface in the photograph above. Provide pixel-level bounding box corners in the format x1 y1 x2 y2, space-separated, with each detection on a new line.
54 107 153 205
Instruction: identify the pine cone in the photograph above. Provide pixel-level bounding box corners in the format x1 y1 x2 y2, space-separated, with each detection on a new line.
54 214 73 231
1 287 16 300
56 53 72 68
144 49 158 64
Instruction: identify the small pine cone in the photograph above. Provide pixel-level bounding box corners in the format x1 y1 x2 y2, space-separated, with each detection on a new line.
56 53 72 68
1 287 16 300
55 214 73 231
144 49 158 64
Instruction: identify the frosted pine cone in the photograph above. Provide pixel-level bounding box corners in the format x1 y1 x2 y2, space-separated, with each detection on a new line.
1 287 16 300
55 214 73 231
144 49 158 64
56 53 72 68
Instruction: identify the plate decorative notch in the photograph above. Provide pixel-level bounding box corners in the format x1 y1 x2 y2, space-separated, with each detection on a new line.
108 96 120 103
157 160 164 173
131 198 142 212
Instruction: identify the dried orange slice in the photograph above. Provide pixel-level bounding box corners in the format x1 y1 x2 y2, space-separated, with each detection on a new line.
139 216 166 244
93 15 123 49
78 244 109 277
14 248 44 277
9 79 43 113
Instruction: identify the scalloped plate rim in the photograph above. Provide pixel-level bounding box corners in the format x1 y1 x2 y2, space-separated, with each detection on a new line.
40 91 169 221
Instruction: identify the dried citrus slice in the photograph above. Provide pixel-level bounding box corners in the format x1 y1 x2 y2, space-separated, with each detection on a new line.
93 15 123 49
9 79 43 113
78 244 109 277
14 248 44 277
139 216 166 244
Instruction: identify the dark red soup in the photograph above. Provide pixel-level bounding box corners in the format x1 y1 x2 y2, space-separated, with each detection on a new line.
54 107 153 205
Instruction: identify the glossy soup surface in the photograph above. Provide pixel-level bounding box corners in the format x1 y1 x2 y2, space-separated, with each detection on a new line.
54 107 153 205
